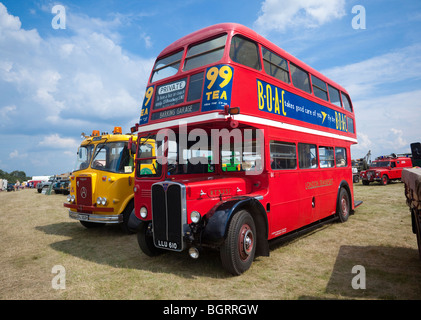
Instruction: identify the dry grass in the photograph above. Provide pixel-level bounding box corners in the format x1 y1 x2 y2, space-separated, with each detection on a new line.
0 182 420 300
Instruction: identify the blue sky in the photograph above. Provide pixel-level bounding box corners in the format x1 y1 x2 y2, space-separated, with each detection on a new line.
0 0 420 177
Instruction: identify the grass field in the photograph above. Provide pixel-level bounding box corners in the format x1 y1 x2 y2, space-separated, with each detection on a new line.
0 182 420 300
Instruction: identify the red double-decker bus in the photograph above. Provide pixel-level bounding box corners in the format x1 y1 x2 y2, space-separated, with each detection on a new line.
130 23 361 275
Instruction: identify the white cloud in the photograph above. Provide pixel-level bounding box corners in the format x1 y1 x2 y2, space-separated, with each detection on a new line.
38 133 78 149
322 45 421 98
254 0 346 34
0 2 155 175
0 2 154 135
9 149 19 159
0 105 16 126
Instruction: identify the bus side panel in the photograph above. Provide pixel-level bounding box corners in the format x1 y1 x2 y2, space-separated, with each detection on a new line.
268 171 302 239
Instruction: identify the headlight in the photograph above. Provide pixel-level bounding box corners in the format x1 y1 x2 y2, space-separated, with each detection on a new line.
96 197 107 206
140 206 148 218
190 211 201 224
67 195 74 202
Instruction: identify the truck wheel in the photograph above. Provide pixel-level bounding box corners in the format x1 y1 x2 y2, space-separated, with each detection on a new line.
137 222 164 257
80 221 105 229
120 201 135 234
414 209 421 260
353 175 360 183
337 188 350 223
381 174 389 185
362 180 369 185
220 210 256 276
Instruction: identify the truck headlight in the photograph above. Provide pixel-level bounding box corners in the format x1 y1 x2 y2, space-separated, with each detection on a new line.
96 197 107 206
190 211 201 224
140 206 148 218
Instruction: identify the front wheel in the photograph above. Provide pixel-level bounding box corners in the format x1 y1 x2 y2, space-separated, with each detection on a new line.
381 175 389 185
337 188 350 223
120 201 135 234
220 210 256 276
413 209 421 260
137 222 164 257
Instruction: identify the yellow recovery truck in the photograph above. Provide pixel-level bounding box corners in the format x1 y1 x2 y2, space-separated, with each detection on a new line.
64 127 138 233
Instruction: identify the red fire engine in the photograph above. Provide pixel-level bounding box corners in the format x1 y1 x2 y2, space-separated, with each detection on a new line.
360 154 412 185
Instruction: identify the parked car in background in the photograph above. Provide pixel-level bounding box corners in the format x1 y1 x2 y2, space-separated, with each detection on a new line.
360 154 412 185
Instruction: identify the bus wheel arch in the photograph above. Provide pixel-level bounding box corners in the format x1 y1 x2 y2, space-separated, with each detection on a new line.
203 197 269 258
230 199 269 258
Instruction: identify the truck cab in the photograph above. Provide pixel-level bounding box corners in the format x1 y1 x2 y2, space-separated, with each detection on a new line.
360 155 412 185
64 127 137 233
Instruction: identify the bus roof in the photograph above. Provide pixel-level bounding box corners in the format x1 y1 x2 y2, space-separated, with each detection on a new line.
157 23 348 94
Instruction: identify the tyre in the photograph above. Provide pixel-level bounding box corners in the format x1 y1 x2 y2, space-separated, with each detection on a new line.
381 174 389 185
353 175 360 183
414 209 421 260
337 187 350 223
80 221 105 229
137 221 164 257
120 201 135 234
220 210 256 276
362 180 369 185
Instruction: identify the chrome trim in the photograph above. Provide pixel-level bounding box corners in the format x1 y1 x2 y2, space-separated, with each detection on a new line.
68 210 123 223
151 181 187 252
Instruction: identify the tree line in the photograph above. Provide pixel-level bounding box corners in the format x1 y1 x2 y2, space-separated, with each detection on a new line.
0 169 30 183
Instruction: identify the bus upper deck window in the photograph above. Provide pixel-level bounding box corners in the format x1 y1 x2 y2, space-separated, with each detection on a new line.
290 63 311 94
184 34 227 71
262 47 290 84
328 85 341 107
311 75 328 101
229 35 261 70
341 92 353 112
151 50 183 83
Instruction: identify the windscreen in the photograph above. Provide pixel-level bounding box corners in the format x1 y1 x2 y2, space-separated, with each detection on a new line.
74 144 94 171
91 141 134 173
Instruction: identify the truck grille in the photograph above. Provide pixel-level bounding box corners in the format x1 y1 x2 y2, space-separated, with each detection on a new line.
76 176 92 208
152 182 186 252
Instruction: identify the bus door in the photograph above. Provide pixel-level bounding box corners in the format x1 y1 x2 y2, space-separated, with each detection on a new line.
314 146 336 220
268 140 301 237
297 143 319 226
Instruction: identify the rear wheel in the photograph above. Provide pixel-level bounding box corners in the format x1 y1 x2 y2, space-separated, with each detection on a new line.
220 210 256 276
337 188 350 223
